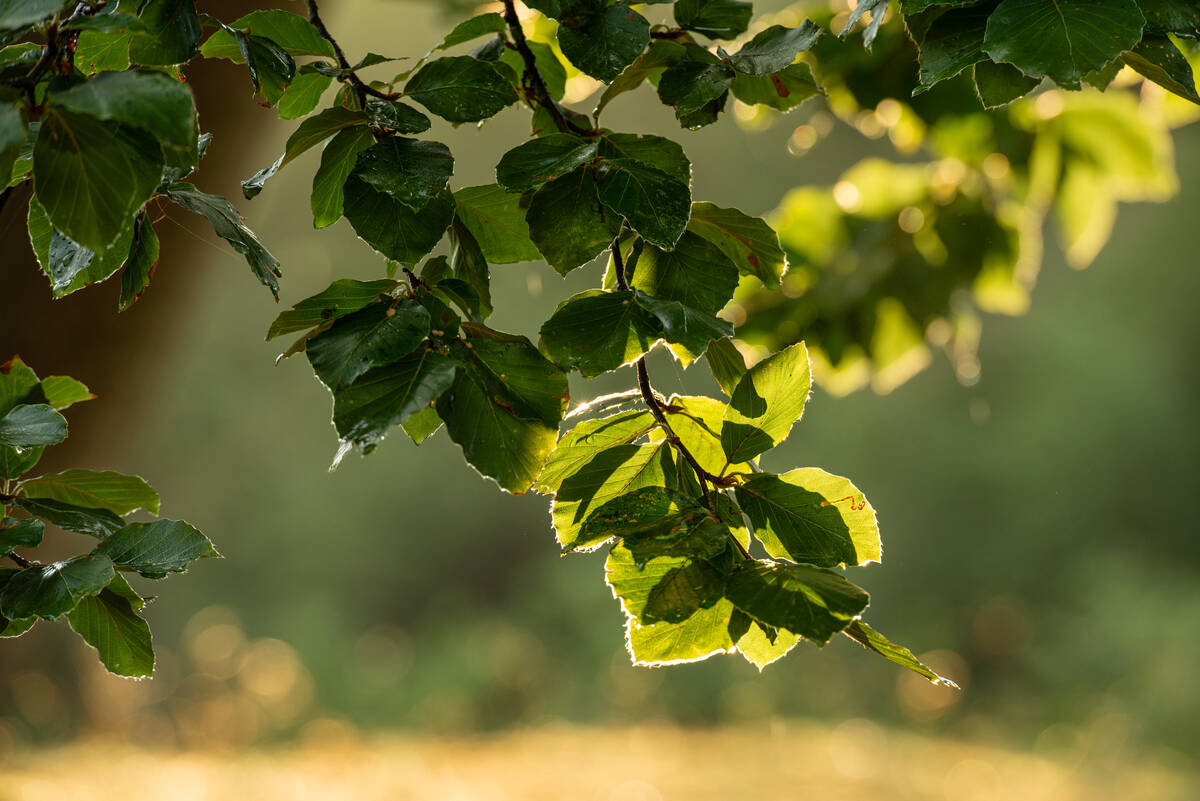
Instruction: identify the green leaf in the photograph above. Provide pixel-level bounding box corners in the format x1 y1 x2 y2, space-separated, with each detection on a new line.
598 132 691 186
595 158 691 249
534 409 656 494
400 405 443 445
687 202 786 285
526 167 622 275
0 357 38 417
12 497 124 538
343 182 455 266
661 60 736 117
129 0 200 65
658 394 746 476
27 196 136 298
452 184 542 264
118 212 160 312
0 518 43 557
267 279 398 340
231 30 297 105
33 109 161 252
306 299 431 389
626 231 738 316
96 519 218 579
627 598 740 665
351 137 453 211
0 102 25 185
496 134 599 194
1139 0 1200 34
199 9 334 60
404 56 518 123
580 486 728 562
633 290 733 360
438 12 507 49
499 38 568 101
972 59 1040 108
0 446 42 479
1123 34 1200 104
845 619 959 685
912 5 992 93
674 0 753 40
729 62 821 112
720 342 811 463
557 2 650 81
165 182 282 298
736 469 880 567
49 70 198 168
311 126 375 229
437 324 568 493
595 40 686 118
0 555 114 620
448 216 492 319
540 289 663 377
735 617 800 669
19 469 159 517
68 585 154 678
277 72 332 120
36 375 93 410
727 22 821 76
643 559 726 623
726 561 868 644
247 107 372 197
0 404 66 447
332 347 457 456
365 98 432 134
840 0 888 48
73 30 132 74
0 0 69 31
983 0 1145 90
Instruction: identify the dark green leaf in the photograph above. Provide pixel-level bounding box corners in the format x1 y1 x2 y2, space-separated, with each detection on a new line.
0 404 66 447
496 133 599 194
526 167 622 275
311 126 375 228
129 0 200 65
595 40 686 118
452 184 542 264
674 0 752 39
727 22 821 75
632 291 732 360
199 9 334 60
595 158 690 249
49 70 198 168
232 29 297 105
68 585 154 677
404 55 518 123
448 216 492 319
437 326 567 494
12 497 124 538
343 181 454 265
0 555 114 620
721 341 811 462
0 518 43 557
438 12 507 49
658 61 735 116
33 110 161 252
540 289 663 377
20 469 158 516
365 98 431 134
118 211 159 312
983 0 1145 89
626 232 738 316
27 196 136 298
598 132 691 186
737 469 880 567
96 519 218 579
332 347 456 454
0 446 41 479
726 561 869 644
165 182 282 298
267 279 398 340
1139 0 1200 34
912 4 992 93
558 2 649 81
352 137 453 211
0 101 25 185
972 59 1040 108
0 356 38 417
1123 34 1200 104
306 299 431 389
643 560 726 623
0 0 69 31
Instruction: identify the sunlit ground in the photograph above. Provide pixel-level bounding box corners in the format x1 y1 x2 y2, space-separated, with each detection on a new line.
2 721 1195 801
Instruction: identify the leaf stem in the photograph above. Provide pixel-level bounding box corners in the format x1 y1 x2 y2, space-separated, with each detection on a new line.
6 552 31 568
305 0 393 105
501 0 588 135
610 237 732 519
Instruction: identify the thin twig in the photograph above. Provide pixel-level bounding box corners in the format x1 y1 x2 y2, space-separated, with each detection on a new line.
6 552 31 568
305 0 393 105
501 0 588 135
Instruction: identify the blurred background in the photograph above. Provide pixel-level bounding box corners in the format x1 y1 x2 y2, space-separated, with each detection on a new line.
1 1 1198 799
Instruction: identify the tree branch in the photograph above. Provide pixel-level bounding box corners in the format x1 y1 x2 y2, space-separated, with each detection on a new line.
305 0 393 105
501 0 588 135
